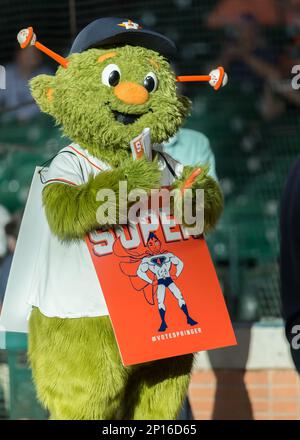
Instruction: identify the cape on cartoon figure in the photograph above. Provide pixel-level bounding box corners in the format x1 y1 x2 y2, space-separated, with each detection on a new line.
10 18 227 419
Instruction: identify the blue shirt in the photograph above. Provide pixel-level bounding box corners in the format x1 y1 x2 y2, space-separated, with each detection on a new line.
163 128 217 180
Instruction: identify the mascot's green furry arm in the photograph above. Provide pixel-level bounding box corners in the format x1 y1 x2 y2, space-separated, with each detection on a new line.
42 158 161 239
42 159 222 240
26 20 224 420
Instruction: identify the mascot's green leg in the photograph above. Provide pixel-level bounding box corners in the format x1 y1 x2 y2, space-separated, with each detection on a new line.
29 308 193 420
28 307 131 420
122 354 194 420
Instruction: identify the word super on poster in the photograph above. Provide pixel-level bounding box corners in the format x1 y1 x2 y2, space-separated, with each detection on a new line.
86 211 236 366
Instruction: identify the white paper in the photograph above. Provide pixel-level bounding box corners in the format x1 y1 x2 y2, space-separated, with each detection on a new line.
130 127 152 160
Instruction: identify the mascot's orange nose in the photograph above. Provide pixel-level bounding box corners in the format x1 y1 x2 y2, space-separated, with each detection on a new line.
114 82 149 105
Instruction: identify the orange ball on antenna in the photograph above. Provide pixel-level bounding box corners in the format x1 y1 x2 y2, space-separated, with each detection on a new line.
17 26 69 69
176 66 228 91
17 26 36 48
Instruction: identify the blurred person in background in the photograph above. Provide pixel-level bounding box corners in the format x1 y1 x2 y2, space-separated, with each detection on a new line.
0 46 52 122
218 14 278 92
280 158 300 374
0 214 21 312
207 0 281 28
279 18 300 364
233 33 300 119
282 0 300 28
217 11 300 121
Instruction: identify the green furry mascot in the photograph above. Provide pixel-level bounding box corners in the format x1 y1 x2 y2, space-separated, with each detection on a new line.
20 18 224 419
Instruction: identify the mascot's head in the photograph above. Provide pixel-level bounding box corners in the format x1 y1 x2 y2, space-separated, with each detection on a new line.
26 18 190 163
17 18 227 164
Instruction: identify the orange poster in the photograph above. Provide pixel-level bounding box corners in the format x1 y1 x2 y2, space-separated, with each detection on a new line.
86 211 236 366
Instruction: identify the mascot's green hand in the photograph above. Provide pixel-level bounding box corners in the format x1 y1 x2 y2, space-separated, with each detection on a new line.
122 157 161 193
171 164 224 233
42 158 161 241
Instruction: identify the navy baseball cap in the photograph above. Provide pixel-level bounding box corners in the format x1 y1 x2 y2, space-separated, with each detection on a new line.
69 17 177 58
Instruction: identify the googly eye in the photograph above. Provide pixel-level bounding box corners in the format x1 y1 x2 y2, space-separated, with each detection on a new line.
143 72 158 92
101 64 121 87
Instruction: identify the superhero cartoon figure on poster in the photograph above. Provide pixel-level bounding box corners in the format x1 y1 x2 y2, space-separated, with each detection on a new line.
114 231 198 332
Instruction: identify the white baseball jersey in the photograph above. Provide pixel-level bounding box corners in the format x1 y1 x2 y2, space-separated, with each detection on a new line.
27 144 111 318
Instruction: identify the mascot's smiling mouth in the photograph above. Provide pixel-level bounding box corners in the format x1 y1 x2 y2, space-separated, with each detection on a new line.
112 110 143 125
106 103 153 125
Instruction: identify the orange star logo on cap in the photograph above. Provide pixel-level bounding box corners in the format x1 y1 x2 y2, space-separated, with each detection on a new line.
118 20 142 30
